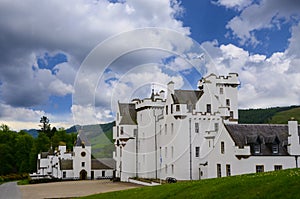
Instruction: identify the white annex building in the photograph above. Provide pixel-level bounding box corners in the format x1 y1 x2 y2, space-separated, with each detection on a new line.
113 73 300 181
32 133 115 180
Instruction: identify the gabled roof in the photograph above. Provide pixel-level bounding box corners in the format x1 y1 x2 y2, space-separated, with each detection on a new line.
75 133 91 147
60 159 73 170
91 158 115 170
119 103 137 125
225 124 289 156
172 90 203 106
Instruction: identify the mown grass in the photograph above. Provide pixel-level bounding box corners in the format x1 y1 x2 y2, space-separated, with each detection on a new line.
81 168 300 199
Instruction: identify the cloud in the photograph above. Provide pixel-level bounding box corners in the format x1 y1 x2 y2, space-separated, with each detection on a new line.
212 0 252 11
224 0 300 45
0 0 189 129
202 21 300 108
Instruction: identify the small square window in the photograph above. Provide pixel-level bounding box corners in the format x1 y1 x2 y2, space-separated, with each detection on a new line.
82 162 85 167
256 165 264 173
274 165 282 171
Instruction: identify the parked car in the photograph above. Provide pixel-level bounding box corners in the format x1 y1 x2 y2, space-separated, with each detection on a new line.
166 177 177 183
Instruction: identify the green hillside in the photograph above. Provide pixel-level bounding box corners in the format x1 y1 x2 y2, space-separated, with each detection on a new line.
79 122 115 158
82 168 300 199
239 105 300 124
269 107 300 124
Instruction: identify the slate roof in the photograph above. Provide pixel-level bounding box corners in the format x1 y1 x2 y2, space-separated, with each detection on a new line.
119 103 137 125
172 90 203 107
91 158 115 170
60 159 73 170
75 133 91 147
225 124 290 156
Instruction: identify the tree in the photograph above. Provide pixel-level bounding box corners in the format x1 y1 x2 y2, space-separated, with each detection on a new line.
39 116 52 139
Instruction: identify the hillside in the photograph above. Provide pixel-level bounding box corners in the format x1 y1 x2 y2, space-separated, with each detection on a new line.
76 122 115 158
239 105 300 124
81 168 300 199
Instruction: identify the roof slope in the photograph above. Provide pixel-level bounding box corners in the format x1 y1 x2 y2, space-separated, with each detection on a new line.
91 158 115 170
225 124 289 156
172 90 203 106
119 103 137 125
60 159 73 170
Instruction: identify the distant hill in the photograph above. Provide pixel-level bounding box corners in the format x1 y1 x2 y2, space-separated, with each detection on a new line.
239 105 300 124
75 122 115 158
24 121 115 158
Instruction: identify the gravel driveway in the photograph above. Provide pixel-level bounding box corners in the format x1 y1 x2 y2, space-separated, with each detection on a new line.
19 180 142 199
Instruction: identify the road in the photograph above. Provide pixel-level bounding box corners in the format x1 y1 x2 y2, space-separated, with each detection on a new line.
19 180 142 199
0 182 22 199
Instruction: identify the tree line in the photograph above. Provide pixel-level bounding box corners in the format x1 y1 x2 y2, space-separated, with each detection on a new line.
0 117 77 176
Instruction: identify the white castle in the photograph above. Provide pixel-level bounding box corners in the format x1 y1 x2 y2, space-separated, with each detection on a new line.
113 73 300 181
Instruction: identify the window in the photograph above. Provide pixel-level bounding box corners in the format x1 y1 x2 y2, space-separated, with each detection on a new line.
215 123 219 131
82 162 85 167
140 113 142 122
165 164 168 174
272 144 279 154
217 164 221 178
166 105 168 115
165 124 167 135
165 147 168 158
171 123 174 135
226 99 230 106
171 146 174 159
274 165 282 171
230 111 234 118
171 105 173 114
120 147 122 157
102 170 105 177
195 123 199 133
207 104 211 113
226 164 231 176
171 164 174 174
117 126 119 137
256 165 264 173
221 142 225 154
187 104 193 112
254 144 261 154
120 127 124 135
159 125 162 135
63 171 66 178
195 147 200 157
176 105 180 112
81 151 86 157
220 87 224 94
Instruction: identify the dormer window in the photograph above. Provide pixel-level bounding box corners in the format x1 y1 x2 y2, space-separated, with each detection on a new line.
254 144 260 154
272 144 279 154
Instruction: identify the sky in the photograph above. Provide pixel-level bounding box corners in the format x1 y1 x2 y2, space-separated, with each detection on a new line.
0 0 300 130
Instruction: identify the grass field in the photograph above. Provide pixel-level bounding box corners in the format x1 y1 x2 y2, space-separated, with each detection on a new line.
81 168 300 199
270 107 300 124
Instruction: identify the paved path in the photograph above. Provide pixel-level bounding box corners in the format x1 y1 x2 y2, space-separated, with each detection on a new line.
0 182 22 199
19 180 142 199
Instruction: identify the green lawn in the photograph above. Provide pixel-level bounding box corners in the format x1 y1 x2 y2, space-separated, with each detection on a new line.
81 168 300 199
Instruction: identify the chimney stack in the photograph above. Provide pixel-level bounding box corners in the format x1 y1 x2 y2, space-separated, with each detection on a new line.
288 118 300 155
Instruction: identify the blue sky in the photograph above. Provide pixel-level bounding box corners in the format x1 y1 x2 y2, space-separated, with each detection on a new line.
0 0 299 130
